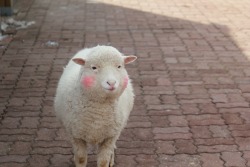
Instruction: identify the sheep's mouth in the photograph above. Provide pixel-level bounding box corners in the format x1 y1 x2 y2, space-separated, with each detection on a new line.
105 87 115 91
103 86 116 92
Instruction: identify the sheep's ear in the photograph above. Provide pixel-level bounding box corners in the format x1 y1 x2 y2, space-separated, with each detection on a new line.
72 58 85 65
124 55 137 64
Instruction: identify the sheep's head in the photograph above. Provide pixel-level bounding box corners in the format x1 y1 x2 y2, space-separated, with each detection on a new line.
72 46 137 100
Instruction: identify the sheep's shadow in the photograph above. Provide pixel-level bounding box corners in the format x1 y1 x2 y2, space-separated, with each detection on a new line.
41 1 248 167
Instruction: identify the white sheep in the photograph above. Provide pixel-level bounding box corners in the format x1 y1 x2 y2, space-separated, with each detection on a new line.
54 45 137 167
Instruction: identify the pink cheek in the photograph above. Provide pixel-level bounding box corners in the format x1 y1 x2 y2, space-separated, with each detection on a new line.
81 76 95 88
123 77 129 89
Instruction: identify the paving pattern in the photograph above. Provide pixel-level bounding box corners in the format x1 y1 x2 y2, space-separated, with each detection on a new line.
1 0 250 166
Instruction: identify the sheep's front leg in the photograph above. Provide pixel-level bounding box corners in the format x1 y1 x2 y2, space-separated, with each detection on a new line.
97 138 116 167
72 138 88 167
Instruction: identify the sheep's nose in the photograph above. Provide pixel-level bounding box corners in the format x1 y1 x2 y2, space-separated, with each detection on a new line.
107 80 116 87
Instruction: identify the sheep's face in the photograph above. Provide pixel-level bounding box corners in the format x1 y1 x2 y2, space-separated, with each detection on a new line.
73 46 137 99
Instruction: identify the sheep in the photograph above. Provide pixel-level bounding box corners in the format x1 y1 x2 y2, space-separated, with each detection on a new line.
54 45 137 167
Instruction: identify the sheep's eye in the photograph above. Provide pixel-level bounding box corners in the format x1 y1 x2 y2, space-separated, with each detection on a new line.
118 65 121 69
92 66 97 70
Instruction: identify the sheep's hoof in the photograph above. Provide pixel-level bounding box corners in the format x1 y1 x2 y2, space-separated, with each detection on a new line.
109 161 113 167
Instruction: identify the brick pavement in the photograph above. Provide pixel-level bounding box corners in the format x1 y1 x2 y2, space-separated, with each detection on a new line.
1 0 250 166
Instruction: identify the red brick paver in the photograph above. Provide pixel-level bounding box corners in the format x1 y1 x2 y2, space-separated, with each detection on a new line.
1 0 250 166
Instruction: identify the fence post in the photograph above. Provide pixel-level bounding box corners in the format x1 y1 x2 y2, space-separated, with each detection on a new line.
0 0 14 16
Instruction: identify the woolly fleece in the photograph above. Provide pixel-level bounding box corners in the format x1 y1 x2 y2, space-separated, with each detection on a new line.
54 45 136 167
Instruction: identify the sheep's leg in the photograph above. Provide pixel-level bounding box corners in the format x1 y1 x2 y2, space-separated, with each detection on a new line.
109 149 114 167
72 138 88 167
97 138 116 167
